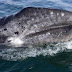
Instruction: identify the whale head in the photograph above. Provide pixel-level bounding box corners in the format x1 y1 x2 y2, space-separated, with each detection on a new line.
0 15 24 47
0 7 72 47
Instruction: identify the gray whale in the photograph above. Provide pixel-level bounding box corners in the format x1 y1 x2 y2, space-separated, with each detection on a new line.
0 7 72 47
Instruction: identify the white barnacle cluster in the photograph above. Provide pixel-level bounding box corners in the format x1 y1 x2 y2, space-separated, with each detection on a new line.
39 32 51 40
48 32 50 35
50 11 54 17
57 13 59 16
50 11 64 17
61 12 64 16
34 25 38 28
31 18 35 21
50 11 54 15
56 12 65 17
68 16 72 21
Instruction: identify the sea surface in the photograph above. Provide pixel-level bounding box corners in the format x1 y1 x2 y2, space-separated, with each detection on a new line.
0 0 72 72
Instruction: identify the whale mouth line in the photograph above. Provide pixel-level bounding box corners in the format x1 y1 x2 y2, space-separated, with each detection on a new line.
26 23 72 38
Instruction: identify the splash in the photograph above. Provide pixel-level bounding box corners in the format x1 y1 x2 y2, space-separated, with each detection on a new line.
64 41 72 49
0 40 72 61
0 42 67 61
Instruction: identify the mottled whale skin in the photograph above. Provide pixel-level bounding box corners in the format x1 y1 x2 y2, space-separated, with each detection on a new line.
0 7 72 47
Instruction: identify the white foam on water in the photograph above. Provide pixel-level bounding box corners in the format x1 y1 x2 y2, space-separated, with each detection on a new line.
63 41 72 49
0 42 68 61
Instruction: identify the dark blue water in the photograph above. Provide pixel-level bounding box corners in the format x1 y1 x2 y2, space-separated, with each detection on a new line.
0 0 72 72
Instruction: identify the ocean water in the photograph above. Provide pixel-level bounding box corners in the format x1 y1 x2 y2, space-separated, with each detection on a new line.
0 0 72 72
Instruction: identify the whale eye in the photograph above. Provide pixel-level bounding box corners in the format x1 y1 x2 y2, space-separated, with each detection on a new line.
8 40 12 42
14 31 19 35
4 28 7 31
